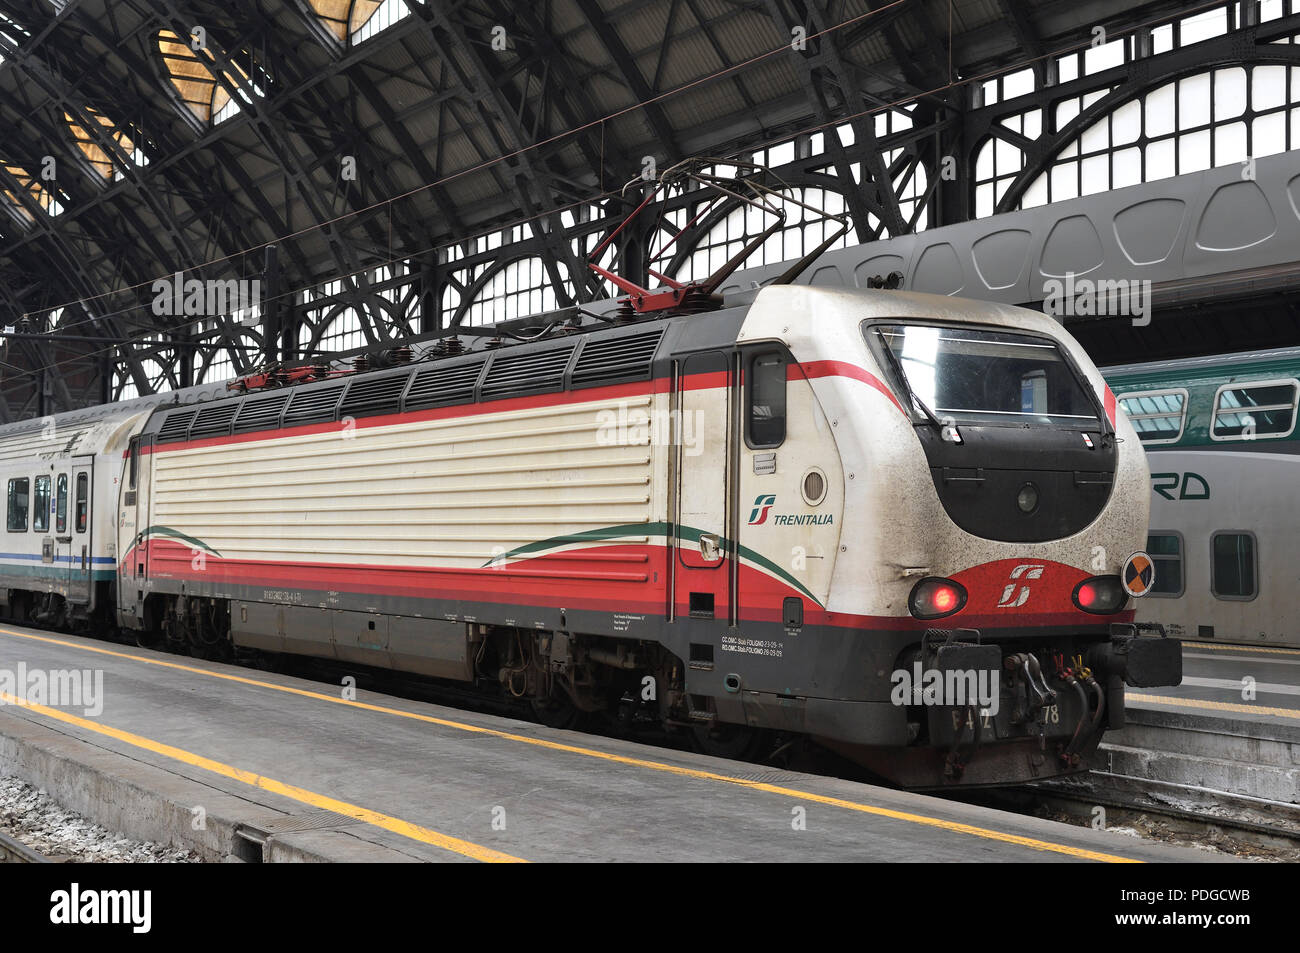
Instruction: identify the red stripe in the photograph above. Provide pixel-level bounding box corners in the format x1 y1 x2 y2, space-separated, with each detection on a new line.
679 370 729 391
1104 384 1117 427
796 359 907 416
128 539 1128 632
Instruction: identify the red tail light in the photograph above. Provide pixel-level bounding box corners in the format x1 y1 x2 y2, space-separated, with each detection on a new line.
1073 576 1127 614
909 577 967 620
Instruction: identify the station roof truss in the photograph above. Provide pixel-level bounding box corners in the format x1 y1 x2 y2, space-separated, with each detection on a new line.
0 0 1295 418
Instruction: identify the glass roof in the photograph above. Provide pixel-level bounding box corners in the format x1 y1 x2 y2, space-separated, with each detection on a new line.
307 0 384 43
156 29 256 123
65 107 138 178
1 163 60 221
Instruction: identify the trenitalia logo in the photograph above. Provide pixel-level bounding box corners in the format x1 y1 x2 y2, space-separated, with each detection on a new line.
996 564 1045 608
748 494 776 525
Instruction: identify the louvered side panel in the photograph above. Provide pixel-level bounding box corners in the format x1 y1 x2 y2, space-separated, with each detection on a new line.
156 409 197 443
338 373 408 419
478 343 576 401
148 390 668 583
283 383 345 426
404 359 485 409
571 327 665 389
232 393 290 434
188 402 239 439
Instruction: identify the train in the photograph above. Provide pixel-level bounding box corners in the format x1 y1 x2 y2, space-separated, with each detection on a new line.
1104 347 1299 649
0 283 1183 788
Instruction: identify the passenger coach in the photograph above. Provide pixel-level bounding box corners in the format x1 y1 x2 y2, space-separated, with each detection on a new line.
1106 347 1300 649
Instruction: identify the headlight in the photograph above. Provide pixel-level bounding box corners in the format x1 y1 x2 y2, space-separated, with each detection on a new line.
908 577 967 620
1072 576 1127 614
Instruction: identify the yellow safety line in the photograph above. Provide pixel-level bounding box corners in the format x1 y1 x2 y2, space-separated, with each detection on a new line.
0 690 525 863
1129 692 1300 720
1180 642 1300 657
0 627 1140 863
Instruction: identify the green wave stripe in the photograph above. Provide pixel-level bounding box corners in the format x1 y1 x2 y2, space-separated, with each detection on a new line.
140 526 223 558
482 521 823 607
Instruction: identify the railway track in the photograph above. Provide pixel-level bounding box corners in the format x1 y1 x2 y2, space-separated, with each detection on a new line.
0 829 49 864
951 774 1300 860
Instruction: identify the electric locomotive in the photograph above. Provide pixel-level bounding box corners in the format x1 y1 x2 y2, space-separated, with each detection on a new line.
0 161 1182 788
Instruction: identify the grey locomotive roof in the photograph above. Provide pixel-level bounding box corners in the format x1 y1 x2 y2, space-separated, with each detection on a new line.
0 382 231 439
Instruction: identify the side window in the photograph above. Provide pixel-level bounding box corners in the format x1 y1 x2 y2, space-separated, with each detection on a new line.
75 473 89 533
32 475 50 532
1211 380 1298 440
7 478 29 532
1118 390 1187 444
56 474 68 534
1211 532 1257 600
746 351 787 448
128 435 139 489
1146 532 1183 597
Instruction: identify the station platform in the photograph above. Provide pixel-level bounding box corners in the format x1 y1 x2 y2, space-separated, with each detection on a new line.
1130 642 1300 723
0 623 1217 864
1096 642 1300 809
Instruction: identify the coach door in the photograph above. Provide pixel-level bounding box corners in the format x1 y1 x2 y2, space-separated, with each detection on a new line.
66 458 93 604
673 350 735 623
128 435 151 583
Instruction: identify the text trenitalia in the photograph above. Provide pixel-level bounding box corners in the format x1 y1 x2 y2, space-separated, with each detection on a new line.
49 884 151 934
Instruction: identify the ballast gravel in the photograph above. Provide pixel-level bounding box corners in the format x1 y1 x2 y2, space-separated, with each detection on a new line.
0 773 201 862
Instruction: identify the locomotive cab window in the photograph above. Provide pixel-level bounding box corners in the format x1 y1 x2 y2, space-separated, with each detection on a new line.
32 475 50 533
75 473 88 533
1211 380 1298 440
127 436 140 489
7 478 29 532
1211 532 1257 601
747 351 787 448
867 323 1100 429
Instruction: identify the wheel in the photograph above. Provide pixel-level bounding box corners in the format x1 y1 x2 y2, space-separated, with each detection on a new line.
530 692 584 730
691 722 765 761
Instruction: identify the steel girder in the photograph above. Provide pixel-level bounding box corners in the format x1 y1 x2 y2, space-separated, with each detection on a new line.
0 0 1240 418
973 15 1300 215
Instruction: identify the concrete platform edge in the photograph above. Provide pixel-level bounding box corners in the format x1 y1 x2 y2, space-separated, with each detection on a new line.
0 709 422 863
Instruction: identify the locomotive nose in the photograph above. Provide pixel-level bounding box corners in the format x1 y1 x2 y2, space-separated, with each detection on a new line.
919 428 1116 544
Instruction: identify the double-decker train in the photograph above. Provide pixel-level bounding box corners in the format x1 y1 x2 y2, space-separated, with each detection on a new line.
1104 347 1300 649
0 284 1181 788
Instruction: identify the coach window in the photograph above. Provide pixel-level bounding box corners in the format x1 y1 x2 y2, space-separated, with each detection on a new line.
75 473 88 533
32 475 50 533
7 478 29 532
1146 532 1183 597
1118 390 1187 445
747 351 787 448
1211 532 1257 601
55 474 68 534
1211 380 1298 440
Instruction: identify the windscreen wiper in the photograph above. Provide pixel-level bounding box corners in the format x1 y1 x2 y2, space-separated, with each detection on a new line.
875 331 946 433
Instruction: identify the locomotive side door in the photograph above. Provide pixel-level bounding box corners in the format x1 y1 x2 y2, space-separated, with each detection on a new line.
674 350 734 622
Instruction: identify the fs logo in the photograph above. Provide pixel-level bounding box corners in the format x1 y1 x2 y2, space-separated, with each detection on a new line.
748 494 776 525
996 564 1045 608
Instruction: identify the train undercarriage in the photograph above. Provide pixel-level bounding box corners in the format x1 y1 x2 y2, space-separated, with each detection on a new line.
0 586 1180 788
